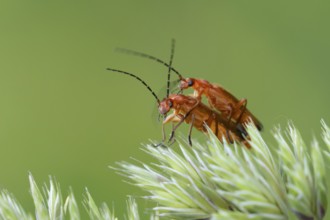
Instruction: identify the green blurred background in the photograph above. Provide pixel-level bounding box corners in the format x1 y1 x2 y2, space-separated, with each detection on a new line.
0 0 329 218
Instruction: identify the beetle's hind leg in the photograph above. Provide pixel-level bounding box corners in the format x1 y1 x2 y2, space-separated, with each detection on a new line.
235 98 247 123
187 114 195 146
233 99 248 137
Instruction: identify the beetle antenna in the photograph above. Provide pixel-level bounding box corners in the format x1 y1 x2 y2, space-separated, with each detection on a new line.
106 68 161 104
166 39 175 98
115 47 184 80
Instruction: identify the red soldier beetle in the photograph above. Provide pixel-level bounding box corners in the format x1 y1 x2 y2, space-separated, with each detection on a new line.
106 68 251 148
116 41 263 136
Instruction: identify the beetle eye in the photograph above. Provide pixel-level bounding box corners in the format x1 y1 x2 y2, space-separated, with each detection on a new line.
188 79 193 86
168 101 173 108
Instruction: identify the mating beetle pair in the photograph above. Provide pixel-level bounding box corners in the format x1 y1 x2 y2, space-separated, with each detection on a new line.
107 40 262 148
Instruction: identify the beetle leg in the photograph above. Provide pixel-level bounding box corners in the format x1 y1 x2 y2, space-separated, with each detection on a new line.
188 114 195 146
169 114 186 142
168 121 178 144
226 129 234 144
163 112 177 124
153 112 179 147
152 123 168 148
236 123 248 138
153 128 168 148
193 90 203 101
212 112 219 137
218 110 234 144
220 104 234 126
154 113 183 147
183 100 200 118
162 123 166 142
235 98 247 123
202 112 217 139
168 125 177 146
168 101 199 143
233 99 248 138
153 141 168 148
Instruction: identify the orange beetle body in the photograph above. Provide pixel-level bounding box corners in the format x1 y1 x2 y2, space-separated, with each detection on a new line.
180 78 263 132
159 94 251 148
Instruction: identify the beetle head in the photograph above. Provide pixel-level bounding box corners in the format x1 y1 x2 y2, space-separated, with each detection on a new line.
158 98 173 115
179 78 194 90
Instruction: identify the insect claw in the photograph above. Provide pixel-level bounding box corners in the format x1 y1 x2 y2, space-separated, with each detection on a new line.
236 123 248 138
153 142 168 148
226 129 234 144
168 138 176 146
188 138 192 147
169 131 175 142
